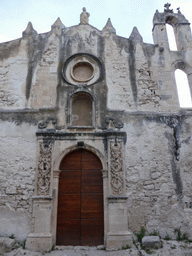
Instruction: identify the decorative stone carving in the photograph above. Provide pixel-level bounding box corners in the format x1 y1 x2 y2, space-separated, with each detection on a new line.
110 141 124 195
80 7 90 25
36 141 53 196
164 3 173 13
62 54 101 86
38 117 65 130
106 117 124 130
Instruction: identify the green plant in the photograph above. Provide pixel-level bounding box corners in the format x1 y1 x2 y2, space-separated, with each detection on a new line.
145 248 153 254
174 228 182 241
164 234 171 240
136 227 145 243
22 240 26 249
171 245 176 249
9 234 15 239
48 245 55 253
174 228 190 242
122 244 130 250
133 240 139 249
97 246 106 250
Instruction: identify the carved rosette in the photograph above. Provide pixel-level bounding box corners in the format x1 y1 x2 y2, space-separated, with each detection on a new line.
36 141 53 196
110 141 124 195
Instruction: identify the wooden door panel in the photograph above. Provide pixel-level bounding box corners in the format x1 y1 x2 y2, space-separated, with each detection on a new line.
81 219 104 245
81 194 103 219
82 170 103 193
81 150 102 170
60 150 81 170
57 219 81 245
57 194 80 219
57 149 104 246
59 170 81 194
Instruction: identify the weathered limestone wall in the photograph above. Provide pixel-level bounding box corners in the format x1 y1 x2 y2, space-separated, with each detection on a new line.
103 33 135 111
124 113 192 239
0 6 192 248
29 33 60 109
0 121 37 241
0 39 28 109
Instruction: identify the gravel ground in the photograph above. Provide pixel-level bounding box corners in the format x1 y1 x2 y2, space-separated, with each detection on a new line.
3 240 192 256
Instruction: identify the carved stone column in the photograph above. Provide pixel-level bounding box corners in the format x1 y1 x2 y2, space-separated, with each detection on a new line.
106 138 133 250
26 139 54 252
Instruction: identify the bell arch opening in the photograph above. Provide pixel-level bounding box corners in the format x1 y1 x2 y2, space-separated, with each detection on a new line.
56 148 104 246
175 69 192 108
166 23 177 51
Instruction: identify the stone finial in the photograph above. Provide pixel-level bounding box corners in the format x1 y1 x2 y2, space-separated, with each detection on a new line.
22 22 37 38
102 18 116 34
129 27 143 42
164 3 173 13
80 7 90 24
51 17 65 29
177 7 181 14
51 17 65 35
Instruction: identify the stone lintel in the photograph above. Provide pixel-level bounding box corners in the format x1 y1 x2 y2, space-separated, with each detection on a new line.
36 131 127 143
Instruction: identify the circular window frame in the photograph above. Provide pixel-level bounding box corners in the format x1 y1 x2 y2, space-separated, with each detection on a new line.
62 53 103 86
71 61 95 83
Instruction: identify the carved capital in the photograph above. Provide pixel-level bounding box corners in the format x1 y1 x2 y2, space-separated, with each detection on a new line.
53 170 61 179
106 117 124 130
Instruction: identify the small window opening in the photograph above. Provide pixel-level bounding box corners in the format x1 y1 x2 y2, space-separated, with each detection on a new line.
166 23 177 51
175 69 192 108
71 93 93 126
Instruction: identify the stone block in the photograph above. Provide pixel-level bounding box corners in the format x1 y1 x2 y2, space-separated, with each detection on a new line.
0 237 15 254
25 233 53 252
142 236 161 249
106 232 133 250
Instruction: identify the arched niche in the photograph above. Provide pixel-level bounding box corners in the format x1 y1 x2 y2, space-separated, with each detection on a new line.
68 92 95 127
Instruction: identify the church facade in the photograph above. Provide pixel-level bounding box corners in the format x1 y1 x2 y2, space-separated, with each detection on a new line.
1 5 192 251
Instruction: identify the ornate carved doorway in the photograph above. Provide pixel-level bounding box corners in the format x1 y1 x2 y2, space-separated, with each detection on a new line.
56 149 104 246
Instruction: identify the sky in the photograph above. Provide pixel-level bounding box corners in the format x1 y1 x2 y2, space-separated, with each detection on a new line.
0 0 192 44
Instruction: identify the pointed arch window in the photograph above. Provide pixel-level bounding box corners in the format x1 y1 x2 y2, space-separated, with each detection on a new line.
175 69 192 108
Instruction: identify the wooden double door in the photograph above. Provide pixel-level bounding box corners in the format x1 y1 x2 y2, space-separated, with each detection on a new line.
56 149 104 246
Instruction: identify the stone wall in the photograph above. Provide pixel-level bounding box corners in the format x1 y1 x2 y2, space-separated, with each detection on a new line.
124 114 192 239
0 6 192 247
0 122 36 241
